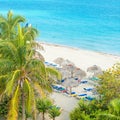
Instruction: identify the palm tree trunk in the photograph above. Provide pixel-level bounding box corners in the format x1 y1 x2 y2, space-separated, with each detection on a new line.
22 92 26 120
42 112 45 120
53 117 55 120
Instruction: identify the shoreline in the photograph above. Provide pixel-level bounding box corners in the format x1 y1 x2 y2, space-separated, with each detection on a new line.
38 41 120 71
39 41 120 59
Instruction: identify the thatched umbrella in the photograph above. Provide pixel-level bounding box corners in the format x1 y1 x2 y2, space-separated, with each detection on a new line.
62 78 79 93
54 57 65 66
62 64 76 78
74 68 86 79
87 65 103 76
59 68 71 79
61 59 74 67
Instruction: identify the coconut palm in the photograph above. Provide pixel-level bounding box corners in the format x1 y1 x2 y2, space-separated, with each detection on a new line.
0 10 25 40
36 98 52 120
22 25 39 41
48 106 61 120
0 24 61 120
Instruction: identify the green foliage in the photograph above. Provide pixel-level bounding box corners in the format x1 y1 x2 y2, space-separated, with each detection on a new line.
70 63 120 120
7 85 20 120
36 98 52 113
97 63 120 106
70 100 100 120
0 97 9 119
98 99 120 120
36 98 52 120
48 106 61 120
0 10 25 40
0 10 61 120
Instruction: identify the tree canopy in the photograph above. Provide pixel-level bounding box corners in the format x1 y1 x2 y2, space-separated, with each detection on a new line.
0 10 61 120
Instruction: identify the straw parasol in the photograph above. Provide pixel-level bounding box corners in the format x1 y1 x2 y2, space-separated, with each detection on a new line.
74 68 86 79
61 59 74 67
87 65 103 76
59 68 71 79
63 64 76 78
62 78 79 93
54 57 65 66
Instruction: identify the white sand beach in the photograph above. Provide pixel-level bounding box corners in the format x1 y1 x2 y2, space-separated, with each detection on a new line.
39 42 120 120
40 42 120 71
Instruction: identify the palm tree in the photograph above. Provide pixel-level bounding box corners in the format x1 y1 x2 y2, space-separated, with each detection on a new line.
48 106 61 120
0 24 61 120
98 99 120 120
22 25 39 41
36 98 52 120
0 10 25 40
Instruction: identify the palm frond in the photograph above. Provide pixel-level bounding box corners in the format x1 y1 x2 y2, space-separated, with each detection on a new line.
33 49 45 61
32 41 44 50
0 15 9 27
0 41 19 63
11 16 25 30
0 59 15 74
17 24 25 47
46 67 62 80
0 75 8 100
24 26 38 40
7 85 20 120
7 10 13 22
34 82 46 98
26 59 47 78
24 78 33 114
4 70 20 96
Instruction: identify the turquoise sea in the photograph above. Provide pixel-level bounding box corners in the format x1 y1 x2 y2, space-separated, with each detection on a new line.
0 0 120 55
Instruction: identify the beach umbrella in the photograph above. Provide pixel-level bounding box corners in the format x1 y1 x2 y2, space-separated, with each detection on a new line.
63 64 77 78
54 57 65 66
59 68 71 79
87 65 102 76
62 78 78 88
61 59 75 67
74 68 86 79
62 78 79 93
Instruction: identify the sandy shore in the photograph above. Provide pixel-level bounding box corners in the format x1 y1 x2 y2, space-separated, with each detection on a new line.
38 42 120 120
40 42 120 71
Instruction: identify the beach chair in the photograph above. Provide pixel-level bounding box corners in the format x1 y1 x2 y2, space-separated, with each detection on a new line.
70 92 77 97
90 77 100 81
80 80 88 84
61 79 65 83
71 94 77 97
83 88 93 91
74 77 78 80
71 92 76 94
76 93 87 99
85 96 95 101
78 93 87 96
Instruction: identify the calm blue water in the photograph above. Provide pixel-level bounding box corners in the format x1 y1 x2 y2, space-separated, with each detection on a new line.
0 0 120 55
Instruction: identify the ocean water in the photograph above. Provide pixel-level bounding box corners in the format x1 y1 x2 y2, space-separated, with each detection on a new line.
0 0 120 55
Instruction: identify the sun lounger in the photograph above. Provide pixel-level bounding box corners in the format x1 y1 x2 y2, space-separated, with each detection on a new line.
89 77 100 81
78 93 87 96
85 96 95 101
61 79 65 82
80 80 88 84
76 94 87 99
70 94 77 97
83 88 93 91
71 92 76 94
74 77 78 80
